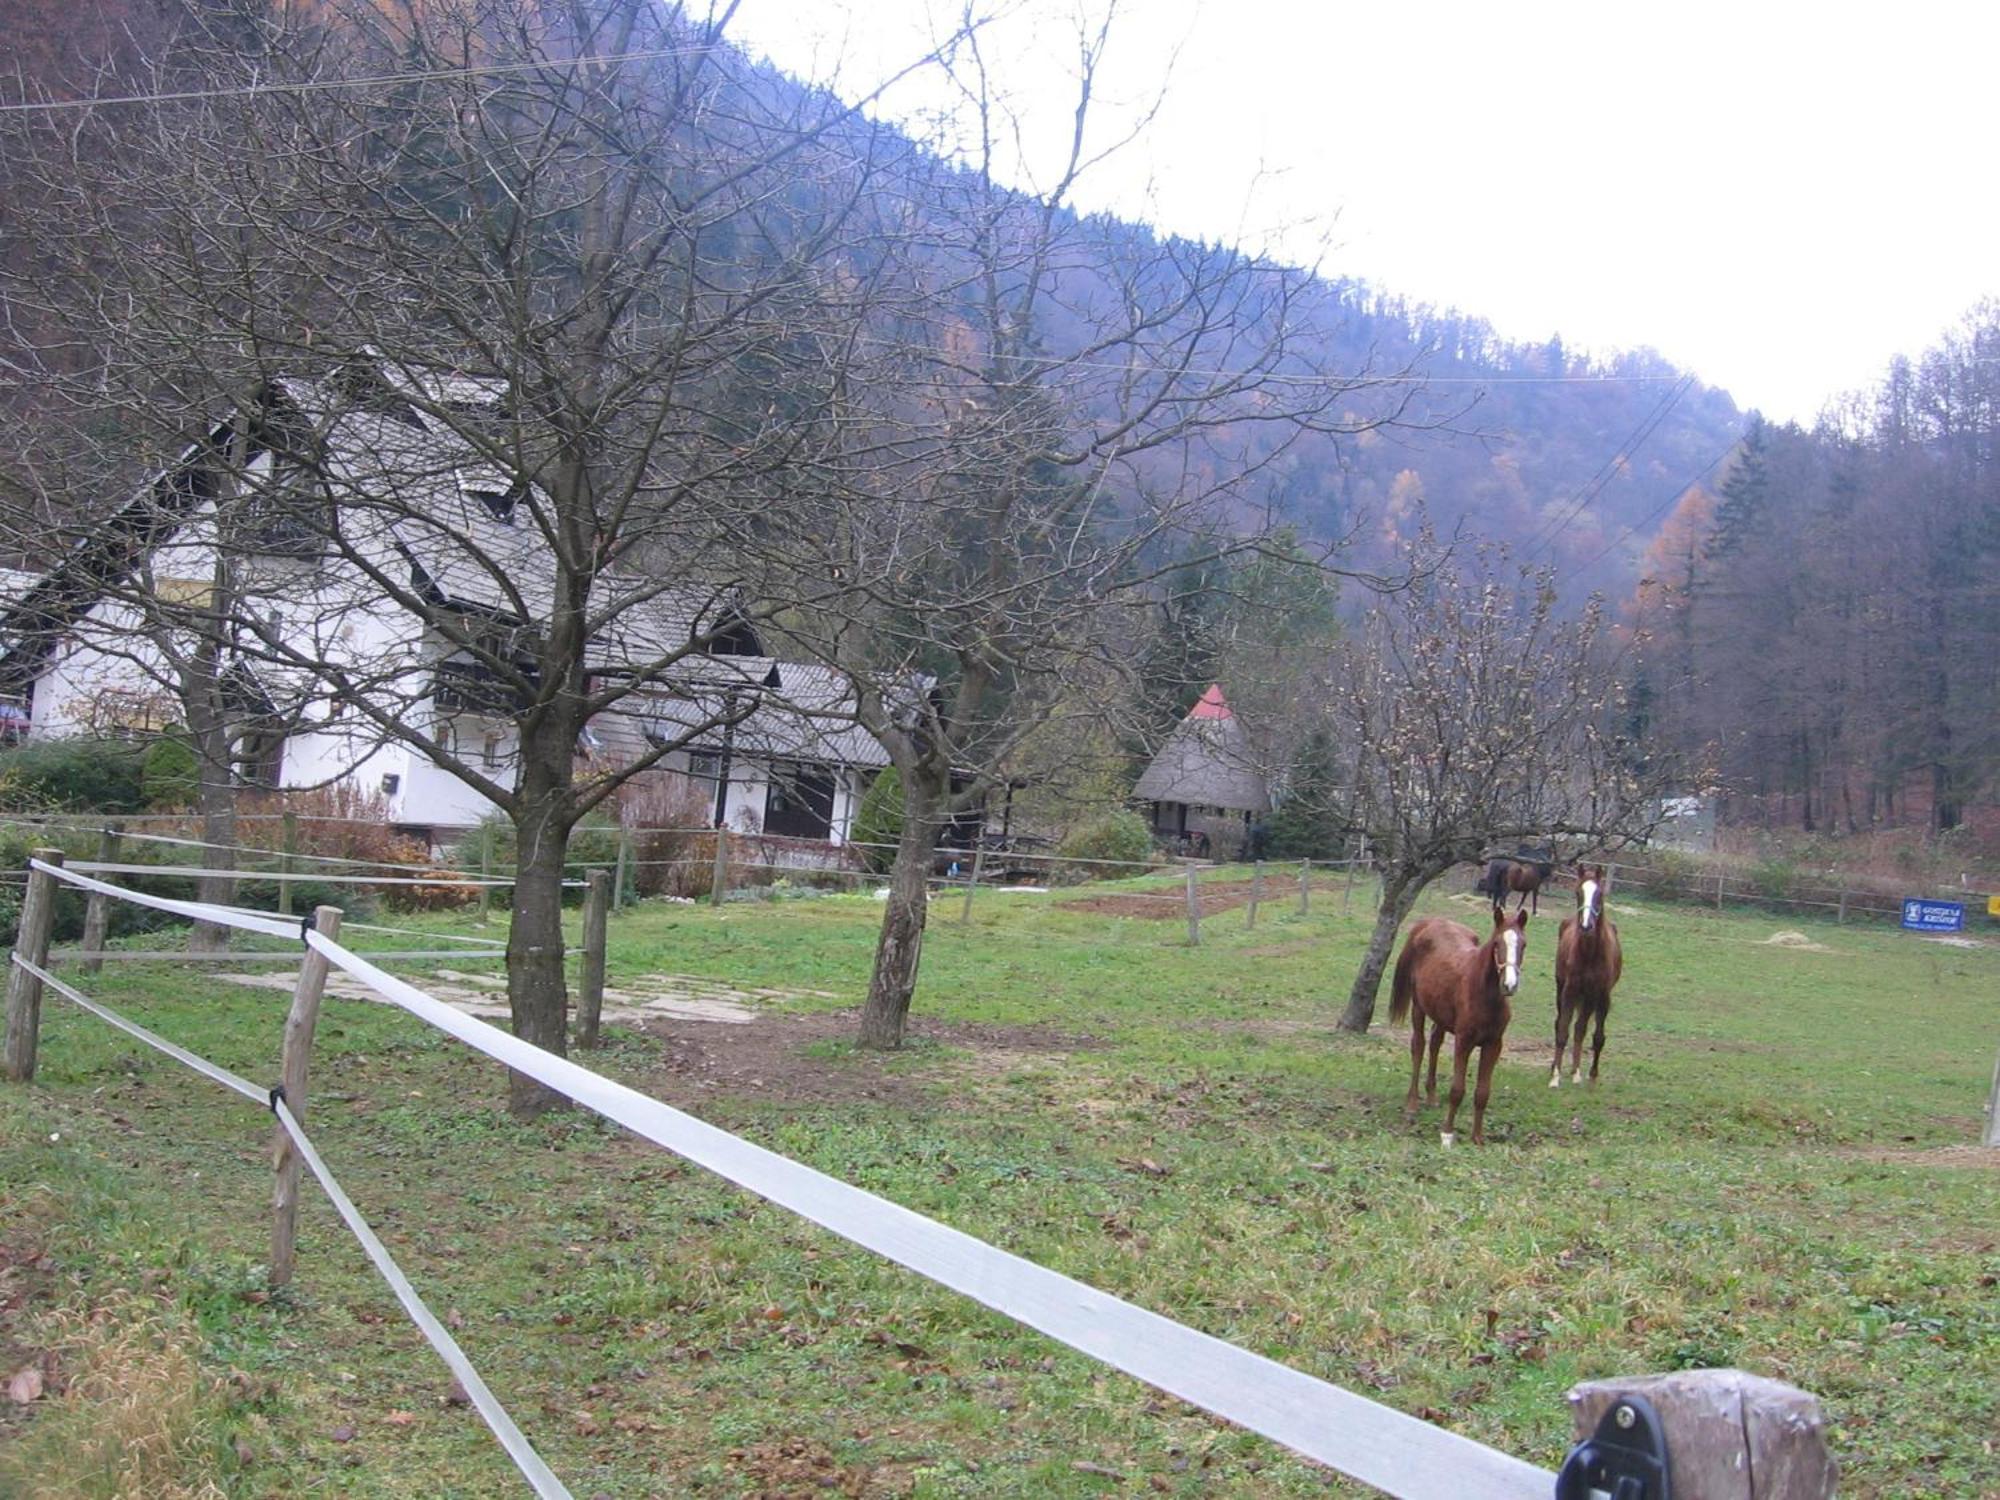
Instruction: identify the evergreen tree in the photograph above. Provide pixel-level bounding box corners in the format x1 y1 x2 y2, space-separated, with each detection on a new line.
1263 729 1345 859
1706 417 1770 557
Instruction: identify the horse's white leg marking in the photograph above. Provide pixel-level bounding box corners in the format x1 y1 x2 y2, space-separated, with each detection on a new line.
1549 1071 1561 1088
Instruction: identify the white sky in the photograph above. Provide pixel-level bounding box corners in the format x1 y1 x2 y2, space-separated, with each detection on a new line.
726 0 1999 424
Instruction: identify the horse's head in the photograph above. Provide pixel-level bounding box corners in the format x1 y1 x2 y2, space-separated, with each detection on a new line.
1575 864 1606 933
1489 903 1526 995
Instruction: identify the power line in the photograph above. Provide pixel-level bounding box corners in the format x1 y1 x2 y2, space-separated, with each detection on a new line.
1521 374 1693 562
1562 433 1745 583
0 44 719 115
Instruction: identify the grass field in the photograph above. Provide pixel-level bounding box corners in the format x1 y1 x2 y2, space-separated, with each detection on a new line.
1 874 1995 1497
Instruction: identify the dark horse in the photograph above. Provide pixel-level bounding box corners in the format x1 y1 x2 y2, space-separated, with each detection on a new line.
1475 853 1554 913
1551 864 1623 1088
1389 904 1527 1146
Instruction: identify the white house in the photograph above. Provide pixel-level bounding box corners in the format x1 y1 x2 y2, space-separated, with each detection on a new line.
0 360 890 844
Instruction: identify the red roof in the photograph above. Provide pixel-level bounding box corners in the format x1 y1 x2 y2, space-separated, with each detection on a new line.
1187 684 1231 720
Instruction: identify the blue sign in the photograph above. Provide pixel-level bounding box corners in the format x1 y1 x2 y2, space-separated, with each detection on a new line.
1900 899 1965 933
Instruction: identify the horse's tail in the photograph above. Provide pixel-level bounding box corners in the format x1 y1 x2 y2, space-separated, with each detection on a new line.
1388 932 1420 1026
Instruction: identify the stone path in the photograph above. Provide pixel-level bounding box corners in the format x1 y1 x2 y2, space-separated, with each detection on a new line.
215 966 840 1025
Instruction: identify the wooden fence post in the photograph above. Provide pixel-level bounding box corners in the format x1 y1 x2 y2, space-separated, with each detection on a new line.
1836 888 1848 925
476 839 493 925
1184 865 1201 947
614 829 632 909
709 827 730 907
577 871 610 1049
79 827 122 976
1297 859 1310 916
270 904 341 1288
3 849 64 1084
959 845 985 926
1716 871 1726 911
277 809 299 918
1983 1040 2000 1149
1246 860 1264 929
1567 1369 1837 1498
1341 856 1358 916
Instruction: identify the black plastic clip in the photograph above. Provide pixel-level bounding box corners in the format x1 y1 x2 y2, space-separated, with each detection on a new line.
268 1083 287 1114
299 910 316 941
1554 1392 1671 1500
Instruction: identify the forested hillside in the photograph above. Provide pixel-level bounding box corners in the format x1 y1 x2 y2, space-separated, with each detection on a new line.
1632 306 2000 845
0 0 1744 589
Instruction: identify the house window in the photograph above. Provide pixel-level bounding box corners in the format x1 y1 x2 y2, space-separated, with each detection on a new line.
688 751 722 782
380 773 401 796
483 731 503 770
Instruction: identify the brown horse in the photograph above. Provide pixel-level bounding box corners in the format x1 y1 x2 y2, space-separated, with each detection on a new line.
1476 855 1554 914
1389 904 1527 1146
1551 864 1623 1088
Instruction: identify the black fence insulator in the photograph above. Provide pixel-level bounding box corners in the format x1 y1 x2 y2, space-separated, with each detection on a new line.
1554 1391 1670 1500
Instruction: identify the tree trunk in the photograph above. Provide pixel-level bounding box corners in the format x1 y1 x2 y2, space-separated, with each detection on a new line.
1336 871 1424 1032
505 785 573 1117
186 683 238 954
857 769 947 1051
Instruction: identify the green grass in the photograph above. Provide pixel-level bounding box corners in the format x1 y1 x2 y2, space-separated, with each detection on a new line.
1 878 1995 1496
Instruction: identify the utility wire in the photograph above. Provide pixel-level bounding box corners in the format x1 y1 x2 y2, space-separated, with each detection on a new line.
1562 433 1746 583
1521 374 1693 562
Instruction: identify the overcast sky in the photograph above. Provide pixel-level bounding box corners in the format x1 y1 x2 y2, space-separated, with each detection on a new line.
727 0 1997 425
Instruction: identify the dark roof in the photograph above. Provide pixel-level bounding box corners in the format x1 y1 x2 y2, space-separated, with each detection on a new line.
1132 688 1270 812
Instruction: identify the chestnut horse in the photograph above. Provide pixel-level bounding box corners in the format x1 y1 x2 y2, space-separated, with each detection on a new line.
1389 904 1527 1146
1476 855 1554 914
1551 864 1623 1088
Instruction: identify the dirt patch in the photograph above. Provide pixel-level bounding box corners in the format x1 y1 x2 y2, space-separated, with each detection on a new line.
216 967 837 1026
0 1231 63 1449
1065 878 1334 920
634 1010 1095 1110
1760 930 1834 952
1835 1144 2000 1170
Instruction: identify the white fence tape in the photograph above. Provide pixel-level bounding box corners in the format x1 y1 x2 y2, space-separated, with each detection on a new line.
73 862 541 889
14 955 269 1107
34 859 302 939
14 952 571 1499
27 857 1557 1498
269 1097 574 1500
306 932 1554 1499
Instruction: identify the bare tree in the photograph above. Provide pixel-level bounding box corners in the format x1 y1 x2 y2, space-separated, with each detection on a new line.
0 0 948 1112
758 4 1423 1050
1329 537 1676 1032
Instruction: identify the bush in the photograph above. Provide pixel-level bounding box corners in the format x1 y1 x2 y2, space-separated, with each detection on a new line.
447 810 624 905
1056 810 1154 883
0 737 148 812
851 768 902 874
1751 855 1801 902
615 769 717 899
140 734 199 810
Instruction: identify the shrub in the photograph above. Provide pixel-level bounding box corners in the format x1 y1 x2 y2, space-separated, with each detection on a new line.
0 736 148 812
1056 810 1154 882
851 768 903 874
140 733 200 810
1751 856 1800 902
447 810 624 904
616 768 717 899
